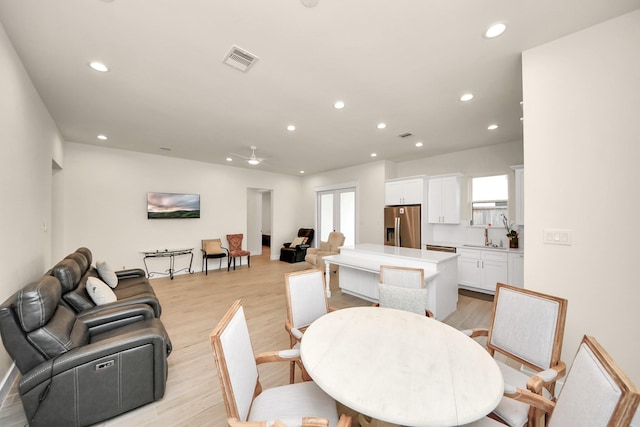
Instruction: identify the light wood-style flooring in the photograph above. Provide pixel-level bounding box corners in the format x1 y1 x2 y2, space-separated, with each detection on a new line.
0 248 493 427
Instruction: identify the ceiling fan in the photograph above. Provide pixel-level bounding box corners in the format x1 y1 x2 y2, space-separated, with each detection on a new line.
230 146 265 165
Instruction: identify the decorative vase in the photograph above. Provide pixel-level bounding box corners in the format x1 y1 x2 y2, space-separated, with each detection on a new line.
509 237 519 249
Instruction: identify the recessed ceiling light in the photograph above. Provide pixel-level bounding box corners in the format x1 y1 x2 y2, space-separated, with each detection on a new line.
488 124 499 130
299 170 305 174
97 134 107 140
334 101 345 109
415 142 423 147
377 123 386 129
460 93 474 102
484 22 506 39
226 157 233 162
370 153 377 157
89 61 109 72
287 125 296 131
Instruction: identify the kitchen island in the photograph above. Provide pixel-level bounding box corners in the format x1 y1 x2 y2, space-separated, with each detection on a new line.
324 243 459 320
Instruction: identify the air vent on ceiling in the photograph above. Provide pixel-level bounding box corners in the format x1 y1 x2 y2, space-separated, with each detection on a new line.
398 132 413 138
223 45 260 72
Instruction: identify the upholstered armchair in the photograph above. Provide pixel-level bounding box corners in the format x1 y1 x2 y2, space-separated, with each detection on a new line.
279 228 314 263
0 276 172 427
305 231 345 273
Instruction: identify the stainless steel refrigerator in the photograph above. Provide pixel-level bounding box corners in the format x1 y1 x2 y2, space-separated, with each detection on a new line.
384 205 421 249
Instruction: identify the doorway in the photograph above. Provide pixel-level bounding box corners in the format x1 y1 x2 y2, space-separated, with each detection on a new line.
246 188 272 258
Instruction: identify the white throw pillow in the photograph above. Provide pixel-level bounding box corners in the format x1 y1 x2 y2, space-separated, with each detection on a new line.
87 276 117 305
96 260 118 288
290 237 304 246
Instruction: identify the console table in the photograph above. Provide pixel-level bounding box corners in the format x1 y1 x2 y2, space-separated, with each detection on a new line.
141 248 194 279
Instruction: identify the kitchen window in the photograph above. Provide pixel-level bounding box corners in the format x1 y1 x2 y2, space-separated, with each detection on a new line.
471 175 508 226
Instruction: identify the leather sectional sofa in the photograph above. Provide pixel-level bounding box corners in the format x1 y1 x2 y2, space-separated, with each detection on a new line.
0 248 172 426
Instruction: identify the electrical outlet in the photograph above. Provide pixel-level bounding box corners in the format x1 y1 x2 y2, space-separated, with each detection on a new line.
543 229 572 245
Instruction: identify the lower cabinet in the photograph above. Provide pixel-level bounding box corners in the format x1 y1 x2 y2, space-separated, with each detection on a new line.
458 248 508 293
508 253 524 288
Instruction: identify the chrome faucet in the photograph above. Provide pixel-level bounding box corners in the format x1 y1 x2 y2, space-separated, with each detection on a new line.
484 228 490 247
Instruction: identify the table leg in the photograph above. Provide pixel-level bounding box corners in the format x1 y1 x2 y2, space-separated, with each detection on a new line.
325 263 332 298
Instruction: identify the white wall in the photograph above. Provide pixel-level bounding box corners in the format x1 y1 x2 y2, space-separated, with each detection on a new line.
0 23 61 382
301 161 388 245
62 142 303 271
522 10 640 386
396 141 524 246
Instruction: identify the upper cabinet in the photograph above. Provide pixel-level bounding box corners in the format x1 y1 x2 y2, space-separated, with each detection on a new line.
385 177 424 205
511 165 524 226
428 174 462 224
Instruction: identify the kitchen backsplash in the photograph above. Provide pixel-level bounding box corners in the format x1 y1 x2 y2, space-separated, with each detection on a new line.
431 220 524 249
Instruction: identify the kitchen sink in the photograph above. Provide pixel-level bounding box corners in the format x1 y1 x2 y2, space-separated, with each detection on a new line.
463 244 506 250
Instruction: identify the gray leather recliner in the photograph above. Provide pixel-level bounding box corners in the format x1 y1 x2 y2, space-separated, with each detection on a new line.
0 275 172 427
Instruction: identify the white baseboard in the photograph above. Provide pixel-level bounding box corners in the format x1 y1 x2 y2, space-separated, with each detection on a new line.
0 363 18 407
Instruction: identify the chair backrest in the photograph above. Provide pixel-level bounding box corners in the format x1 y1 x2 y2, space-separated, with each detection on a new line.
202 238 225 254
326 232 345 252
379 265 425 289
210 299 260 422
285 269 329 330
378 283 428 315
227 234 244 252
297 228 315 246
488 283 568 372
549 335 640 427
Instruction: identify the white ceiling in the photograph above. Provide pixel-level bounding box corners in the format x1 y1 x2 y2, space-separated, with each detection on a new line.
1 1 639 175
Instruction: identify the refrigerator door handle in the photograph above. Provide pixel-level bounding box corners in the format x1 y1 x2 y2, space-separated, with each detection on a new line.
395 217 400 247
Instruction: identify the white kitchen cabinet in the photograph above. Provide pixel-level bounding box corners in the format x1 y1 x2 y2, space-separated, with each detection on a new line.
385 178 424 205
508 253 524 288
511 165 524 226
428 174 461 224
457 248 508 293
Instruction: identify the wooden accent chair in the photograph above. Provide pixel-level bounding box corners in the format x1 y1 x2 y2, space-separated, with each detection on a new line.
284 269 335 383
375 265 433 317
201 238 228 274
463 283 568 427
227 233 250 271
210 300 351 427
463 335 640 427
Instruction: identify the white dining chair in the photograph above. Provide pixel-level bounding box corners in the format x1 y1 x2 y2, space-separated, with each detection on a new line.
284 269 336 383
377 265 432 317
210 299 352 427
462 335 640 427
463 283 568 427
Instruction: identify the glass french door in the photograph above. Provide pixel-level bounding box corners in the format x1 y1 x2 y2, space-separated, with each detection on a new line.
317 187 356 246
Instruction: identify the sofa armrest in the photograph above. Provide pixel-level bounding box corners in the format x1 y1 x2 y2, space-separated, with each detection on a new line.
78 303 156 334
19 318 170 397
306 247 319 255
80 293 162 317
116 268 146 279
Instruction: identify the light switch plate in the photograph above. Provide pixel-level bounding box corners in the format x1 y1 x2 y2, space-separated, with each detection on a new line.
543 229 572 245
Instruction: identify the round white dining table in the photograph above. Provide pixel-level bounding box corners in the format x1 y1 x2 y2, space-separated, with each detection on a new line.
300 307 504 427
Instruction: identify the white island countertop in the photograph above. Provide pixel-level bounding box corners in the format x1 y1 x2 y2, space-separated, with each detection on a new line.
340 243 459 263
328 243 460 319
